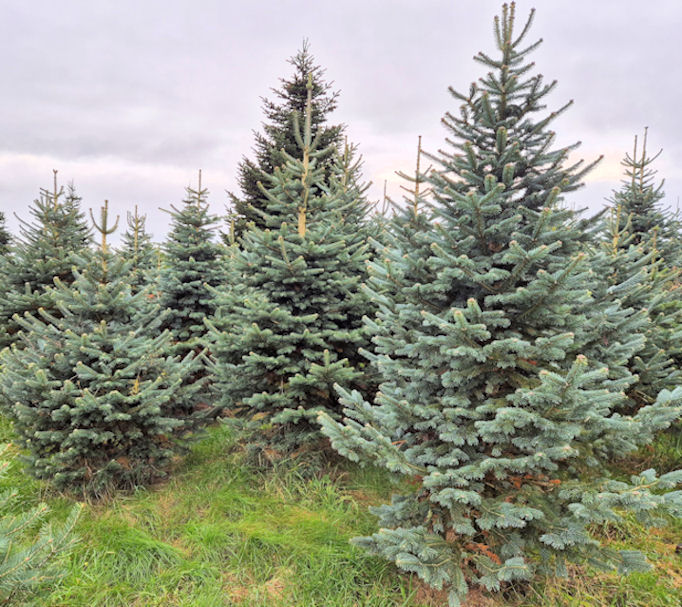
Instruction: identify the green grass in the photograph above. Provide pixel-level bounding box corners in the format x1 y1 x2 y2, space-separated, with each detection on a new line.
2 418 681 606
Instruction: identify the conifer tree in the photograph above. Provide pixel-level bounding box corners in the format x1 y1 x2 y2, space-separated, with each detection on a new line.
319 5 682 604
612 129 680 266
208 82 376 449
159 172 224 361
119 205 157 294
596 133 682 386
582 201 681 417
0 202 204 497
0 444 81 603
228 41 344 239
0 172 91 348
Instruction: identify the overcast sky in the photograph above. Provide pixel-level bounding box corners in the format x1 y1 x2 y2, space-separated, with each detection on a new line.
1 0 680 243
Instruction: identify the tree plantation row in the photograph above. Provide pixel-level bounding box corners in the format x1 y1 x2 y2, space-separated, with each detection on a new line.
0 4 680 606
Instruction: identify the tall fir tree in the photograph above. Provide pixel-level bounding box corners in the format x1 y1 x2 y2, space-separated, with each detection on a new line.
208 82 377 450
159 171 224 362
228 40 344 239
119 205 157 294
0 202 204 497
319 5 682 605
0 172 91 348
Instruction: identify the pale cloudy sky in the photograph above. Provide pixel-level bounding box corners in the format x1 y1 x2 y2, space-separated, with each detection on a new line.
1 0 680 243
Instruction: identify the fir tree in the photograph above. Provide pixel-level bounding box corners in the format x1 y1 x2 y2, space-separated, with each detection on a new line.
119 205 157 294
208 82 376 449
593 133 682 396
612 129 680 266
159 171 224 361
0 444 81 603
0 202 204 497
0 172 91 348
228 40 344 239
582 199 681 418
319 5 682 604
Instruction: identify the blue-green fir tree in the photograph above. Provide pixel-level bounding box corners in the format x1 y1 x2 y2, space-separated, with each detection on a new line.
607 132 682 373
119 205 158 294
208 82 377 450
159 172 224 362
581 191 681 420
319 5 682 604
0 202 205 497
0 172 91 348
612 129 680 266
0 444 81 603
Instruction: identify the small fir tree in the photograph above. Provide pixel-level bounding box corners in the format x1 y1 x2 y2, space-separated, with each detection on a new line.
319 5 682 605
0 202 204 497
582 201 681 418
119 205 157 294
612 129 680 266
0 444 81 603
208 82 376 449
606 132 682 373
228 41 344 239
0 172 91 348
159 171 224 361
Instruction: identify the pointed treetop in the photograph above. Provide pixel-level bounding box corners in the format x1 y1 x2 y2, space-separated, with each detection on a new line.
52 169 59 209
397 135 432 216
630 127 664 194
610 128 668 251
90 200 120 252
126 204 150 255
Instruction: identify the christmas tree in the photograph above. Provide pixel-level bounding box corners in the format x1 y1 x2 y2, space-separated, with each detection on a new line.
159 171 224 362
0 443 81 603
581 195 681 419
228 41 344 239
611 129 680 266
208 81 376 450
119 205 157 294
605 132 682 373
0 172 91 348
0 202 204 497
319 5 682 604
